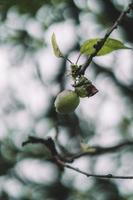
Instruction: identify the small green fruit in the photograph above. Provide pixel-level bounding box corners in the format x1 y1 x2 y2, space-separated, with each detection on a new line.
54 90 80 114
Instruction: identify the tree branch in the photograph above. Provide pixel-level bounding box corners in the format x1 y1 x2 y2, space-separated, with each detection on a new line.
22 136 133 180
22 136 58 157
64 164 133 179
65 141 133 162
78 2 133 75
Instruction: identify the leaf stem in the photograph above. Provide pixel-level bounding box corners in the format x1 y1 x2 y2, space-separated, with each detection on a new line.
75 53 82 64
62 56 73 64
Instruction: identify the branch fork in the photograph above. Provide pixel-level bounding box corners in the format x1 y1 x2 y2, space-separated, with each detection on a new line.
22 136 133 180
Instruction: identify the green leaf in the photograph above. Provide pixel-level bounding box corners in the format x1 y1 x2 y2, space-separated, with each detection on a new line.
51 33 63 57
80 38 131 56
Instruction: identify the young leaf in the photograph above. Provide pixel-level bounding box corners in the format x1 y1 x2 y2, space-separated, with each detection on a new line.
51 33 63 57
80 142 96 153
80 38 131 56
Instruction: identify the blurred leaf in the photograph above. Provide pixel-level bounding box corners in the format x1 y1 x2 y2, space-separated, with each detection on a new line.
80 38 131 56
0 191 9 200
51 33 63 57
45 181 70 200
0 0 48 20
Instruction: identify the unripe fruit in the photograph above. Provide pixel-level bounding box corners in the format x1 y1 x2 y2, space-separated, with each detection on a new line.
54 90 80 114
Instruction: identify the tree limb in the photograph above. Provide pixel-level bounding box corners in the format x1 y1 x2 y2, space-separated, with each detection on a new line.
22 136 133 179
78 2 133 75
65 141 133 162
22 136 58 157
64 164 133 179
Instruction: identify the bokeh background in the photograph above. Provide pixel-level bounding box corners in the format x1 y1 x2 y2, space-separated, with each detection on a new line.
0 0 133 199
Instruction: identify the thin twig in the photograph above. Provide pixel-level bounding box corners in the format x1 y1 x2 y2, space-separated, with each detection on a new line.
22 136 133 179
78 2 133 75
22 137 133 162
22 136 58 157
75 53 82 64
64 164 133 179
65 140 133 162
62 56 73 64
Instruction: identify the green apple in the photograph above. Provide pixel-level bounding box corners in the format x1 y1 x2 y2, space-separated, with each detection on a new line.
54 90 80 114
